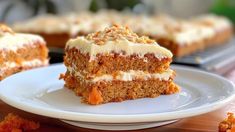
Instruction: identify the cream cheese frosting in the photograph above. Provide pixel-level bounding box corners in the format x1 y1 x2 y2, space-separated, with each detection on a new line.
13 15 71 34
67 66 174 83
0 33 45 51
91 69 174 82
21 59 48 67
0 59 48 76
172 23 215 45
66 25 173 60
193 14 232 31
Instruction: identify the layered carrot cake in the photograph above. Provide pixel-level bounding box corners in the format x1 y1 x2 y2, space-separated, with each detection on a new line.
61 25 179 105
0 24 48 80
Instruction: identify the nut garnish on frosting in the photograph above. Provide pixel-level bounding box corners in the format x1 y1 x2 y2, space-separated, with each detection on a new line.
85 24 155 45
67 24 173 59
0 24 14 36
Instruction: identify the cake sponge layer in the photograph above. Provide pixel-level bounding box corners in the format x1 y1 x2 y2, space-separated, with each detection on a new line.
62 71 179 105
64 48 172 76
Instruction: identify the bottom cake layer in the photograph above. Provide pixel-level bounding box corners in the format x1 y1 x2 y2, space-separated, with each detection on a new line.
0 59 48 80
62 72 179 105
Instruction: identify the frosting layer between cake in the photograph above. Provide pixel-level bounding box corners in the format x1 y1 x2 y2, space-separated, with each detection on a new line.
0 59 48 76
68 66 174 83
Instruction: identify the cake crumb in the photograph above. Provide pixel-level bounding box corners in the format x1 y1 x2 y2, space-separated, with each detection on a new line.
59 73 65 80
0 113 40 132
85 24 155 45
164 82 180 94
219 112 235 132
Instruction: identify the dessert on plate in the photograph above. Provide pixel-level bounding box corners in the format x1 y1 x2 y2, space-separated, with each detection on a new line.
0 24 48 80
61 25 179 105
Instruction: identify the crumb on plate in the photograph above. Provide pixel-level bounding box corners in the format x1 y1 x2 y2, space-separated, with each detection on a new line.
219 112 235 132
0 113 40 132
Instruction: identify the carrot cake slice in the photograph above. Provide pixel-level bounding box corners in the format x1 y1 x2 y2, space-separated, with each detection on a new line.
61 25 179 105
0 24 48 80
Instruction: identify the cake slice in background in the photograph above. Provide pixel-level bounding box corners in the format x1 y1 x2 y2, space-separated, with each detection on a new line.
192 14 233 47
12 15 72 48
12 12 233 58
0 24 48 80
61 25 179 105
142 15 216 57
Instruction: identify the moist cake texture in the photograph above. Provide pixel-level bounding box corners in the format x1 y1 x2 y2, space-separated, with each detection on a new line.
0 24 48 80
61 25 179 105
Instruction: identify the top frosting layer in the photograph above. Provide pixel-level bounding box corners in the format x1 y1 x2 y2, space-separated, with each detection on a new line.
170 22 215 45
66 25 173 60
85 25 156 45
13 15 71 34
193 14 232 31
0 24 45 51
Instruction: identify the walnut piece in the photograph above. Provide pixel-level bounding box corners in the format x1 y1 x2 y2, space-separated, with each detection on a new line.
85 24 155 45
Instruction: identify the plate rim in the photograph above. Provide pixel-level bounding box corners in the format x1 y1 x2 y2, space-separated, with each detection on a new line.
0 64 234 123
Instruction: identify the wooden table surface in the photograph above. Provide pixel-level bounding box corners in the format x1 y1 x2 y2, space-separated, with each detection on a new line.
1 70 235 132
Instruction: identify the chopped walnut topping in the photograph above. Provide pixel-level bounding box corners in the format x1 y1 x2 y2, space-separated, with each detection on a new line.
85 24 155 45
0 24 14 36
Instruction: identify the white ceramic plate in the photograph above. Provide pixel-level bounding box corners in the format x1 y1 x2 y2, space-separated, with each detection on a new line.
0 64 234 130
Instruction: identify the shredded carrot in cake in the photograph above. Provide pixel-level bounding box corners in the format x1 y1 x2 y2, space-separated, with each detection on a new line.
219 112 235 132
88 87 104 105
85 24 155 45
0 113 40 132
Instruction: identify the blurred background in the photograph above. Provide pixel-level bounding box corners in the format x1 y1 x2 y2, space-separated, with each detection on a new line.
0 0 234 24
0 0 235 75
